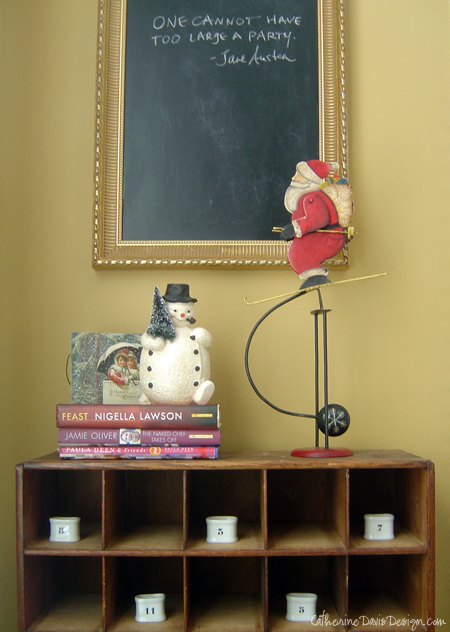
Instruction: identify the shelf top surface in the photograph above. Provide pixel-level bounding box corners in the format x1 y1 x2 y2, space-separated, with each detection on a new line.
17 449 431 471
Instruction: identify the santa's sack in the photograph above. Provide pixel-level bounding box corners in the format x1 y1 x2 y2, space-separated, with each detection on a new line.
322 184 354 228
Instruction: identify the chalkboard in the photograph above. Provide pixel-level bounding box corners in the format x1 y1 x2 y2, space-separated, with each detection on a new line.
92 0 347 268
122 0 319 242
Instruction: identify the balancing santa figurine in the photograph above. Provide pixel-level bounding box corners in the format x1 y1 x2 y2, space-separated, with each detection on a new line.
139 284 215 406
281 159 354 288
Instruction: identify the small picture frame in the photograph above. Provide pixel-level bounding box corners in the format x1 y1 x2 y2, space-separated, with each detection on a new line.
70 333 142 404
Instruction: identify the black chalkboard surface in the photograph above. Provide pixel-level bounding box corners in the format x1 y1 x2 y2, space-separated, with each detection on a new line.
122 0 319 242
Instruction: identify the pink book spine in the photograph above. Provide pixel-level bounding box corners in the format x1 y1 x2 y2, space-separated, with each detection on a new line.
58 427 221 446
58 445 218 459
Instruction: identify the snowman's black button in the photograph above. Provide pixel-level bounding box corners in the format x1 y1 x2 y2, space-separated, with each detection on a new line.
194 349 199 354
148 383 153 388
147 366 152 371
193 381 199 386
195 366 200 371
148 350 153 356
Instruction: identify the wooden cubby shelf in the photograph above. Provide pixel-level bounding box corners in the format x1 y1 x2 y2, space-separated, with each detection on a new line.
16 450 435 632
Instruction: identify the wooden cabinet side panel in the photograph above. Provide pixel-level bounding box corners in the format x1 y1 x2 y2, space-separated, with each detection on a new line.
103 469 125 548
103 556 118 630
395 467 428 542
16 465 25 632
331 468 349 547
21 469 58 546
394 554 428 622
183 470 189 550
184 557 189 632
426 462 435 630
331 555 349 624
262 556 268 632
21 557 61 632
261 469 267 550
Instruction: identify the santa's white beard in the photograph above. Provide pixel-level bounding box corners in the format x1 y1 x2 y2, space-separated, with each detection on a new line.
284 181 319 213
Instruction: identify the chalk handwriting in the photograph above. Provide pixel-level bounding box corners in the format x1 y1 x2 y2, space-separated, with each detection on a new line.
148 13 303 65
191 15 262 27
249 30 292 47
267 15 302 25
190 31 227 45
211 45 296 67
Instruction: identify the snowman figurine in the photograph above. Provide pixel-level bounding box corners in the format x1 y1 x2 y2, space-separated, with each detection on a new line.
139 284 215 405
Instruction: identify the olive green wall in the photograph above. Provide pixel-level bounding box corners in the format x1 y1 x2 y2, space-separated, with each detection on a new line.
1 1 449 628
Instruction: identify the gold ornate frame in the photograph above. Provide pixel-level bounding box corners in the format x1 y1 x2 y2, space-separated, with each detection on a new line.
93 0 348 268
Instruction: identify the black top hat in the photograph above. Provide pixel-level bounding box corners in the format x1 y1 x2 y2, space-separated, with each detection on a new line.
163 284 197 303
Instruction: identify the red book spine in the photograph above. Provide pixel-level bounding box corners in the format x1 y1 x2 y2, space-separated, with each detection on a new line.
58 427 221 446
56 404 219 428
58 445 218 459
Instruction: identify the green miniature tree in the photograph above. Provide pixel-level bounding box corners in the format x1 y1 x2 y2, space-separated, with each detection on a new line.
146 286 176 340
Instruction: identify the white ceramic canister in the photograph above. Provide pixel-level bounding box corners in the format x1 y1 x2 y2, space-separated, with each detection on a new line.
135 593 166 623
363 513 395 540
49 517 81 542
206 515 238 543
286 592 318 622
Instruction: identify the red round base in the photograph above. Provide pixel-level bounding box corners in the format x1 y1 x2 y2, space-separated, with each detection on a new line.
291 447 354 458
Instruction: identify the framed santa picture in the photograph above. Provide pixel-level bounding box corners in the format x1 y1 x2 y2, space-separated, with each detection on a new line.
93 0 349 269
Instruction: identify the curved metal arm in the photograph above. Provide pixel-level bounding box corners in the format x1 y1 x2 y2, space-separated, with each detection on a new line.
244 290 316 420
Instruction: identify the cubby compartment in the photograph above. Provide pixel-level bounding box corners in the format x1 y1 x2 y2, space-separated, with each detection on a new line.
348 555 428 631
268 555 347 631
18 555 102 632
104 469 185 552
187 469 263 550
105 556 185 631
349 468 429 551
18 468 102 552
187 556 265 632
267 468 347 551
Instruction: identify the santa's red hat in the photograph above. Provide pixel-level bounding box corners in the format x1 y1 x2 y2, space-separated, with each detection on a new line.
295 160 340 184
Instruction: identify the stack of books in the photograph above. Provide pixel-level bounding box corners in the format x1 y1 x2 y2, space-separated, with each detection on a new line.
56 404 220 460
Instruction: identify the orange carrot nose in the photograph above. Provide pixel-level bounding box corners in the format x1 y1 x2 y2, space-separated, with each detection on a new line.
180 313 185 317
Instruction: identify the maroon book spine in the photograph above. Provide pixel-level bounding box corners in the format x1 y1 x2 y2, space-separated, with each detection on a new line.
56 404 219 428
58 427 221 446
